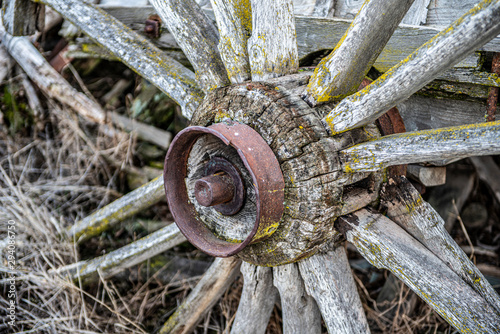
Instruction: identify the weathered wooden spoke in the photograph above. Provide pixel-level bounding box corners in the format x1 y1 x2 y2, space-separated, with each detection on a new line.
158 257 241 334
150 0 230 92
54 223 185 284
210 0 252 84
230 262 277 334
272 263 322 333
247 0 299 81
304 0 415 105
40 0 203 119
338 208 500 333
341 121 500 173
298 246 370 333
324 0 500 134
381 177 500 313
66 176 164 242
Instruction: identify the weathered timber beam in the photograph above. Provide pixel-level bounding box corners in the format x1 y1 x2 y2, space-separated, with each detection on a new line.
297 246 370 333
248 0 299 81
406 164 446 187
158 257 241 334
66 176 164 243
304 0 415 105
2 0 44 36
85 6 500 72
54 223 185 284
341 121 500 173
338 208 500 332
272 263 321 333
0 20 106 123
230 262 277 334
150 0 229 92
381 177 500 313
323 0 500 135
210 0 252 84
39 0 203 120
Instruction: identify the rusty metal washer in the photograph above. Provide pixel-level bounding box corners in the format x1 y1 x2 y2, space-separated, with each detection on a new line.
163 121 285 257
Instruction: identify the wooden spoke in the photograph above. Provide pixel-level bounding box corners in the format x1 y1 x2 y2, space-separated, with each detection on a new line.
210 0 252 84
230 262 277 334
323 0 500 135
159 257 241 334
381 177 500 313
303 0 415 105
66 176 164 243
247 0 299 81
0 23 105 123
40 0 203 119
341 121 500 173
150 0 230 92
272 263 321 333
338 208 500 333
298 246 370 333
54 223 185 284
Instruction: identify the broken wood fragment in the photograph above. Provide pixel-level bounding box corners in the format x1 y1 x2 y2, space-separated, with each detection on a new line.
2 0 44 36
407 164 446 187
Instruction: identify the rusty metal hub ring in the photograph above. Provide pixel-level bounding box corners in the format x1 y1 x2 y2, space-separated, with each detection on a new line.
163 121 285 257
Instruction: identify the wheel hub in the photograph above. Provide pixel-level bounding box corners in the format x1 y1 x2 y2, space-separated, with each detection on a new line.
164 77 384 266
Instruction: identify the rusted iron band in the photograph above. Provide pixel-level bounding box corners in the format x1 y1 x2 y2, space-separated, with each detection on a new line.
164 121 284 257
486 53 500 122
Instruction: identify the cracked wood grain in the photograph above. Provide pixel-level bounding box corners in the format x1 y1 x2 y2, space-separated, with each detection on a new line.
2 0 44 36
40 0 203 120
339 208 500 333
248 0 299 81
230 263 277 334
210 0 252 84
304 0 415 105
150 0 230 92
159 257 241 334
381 177 500 314
323 0 500 134
273 263 321 333
298 246 370 333
341 121 500 173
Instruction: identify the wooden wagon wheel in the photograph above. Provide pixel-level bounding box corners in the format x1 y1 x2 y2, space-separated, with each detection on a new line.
15 0 500 332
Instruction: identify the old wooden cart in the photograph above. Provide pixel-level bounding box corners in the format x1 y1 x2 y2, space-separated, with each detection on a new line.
3 0 500 332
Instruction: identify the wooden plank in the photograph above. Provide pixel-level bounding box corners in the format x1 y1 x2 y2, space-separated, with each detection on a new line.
381 177 500 313
54 223 186 283
401 0 431 25
406 164 446 186
2 0 44 36
273 263 321 333
210 0 252 84
40 0 203 120
323 1 500 134
341 121 500 173
248 0 299 81
304 0 415 105
437 68 500 87
298 246 371 333
0 24 106 124
426 0 479 26
150 0 230 92
397 95 487 131
230 263 277 334
66 176 164 242
338 208 500 333
159 257 242 334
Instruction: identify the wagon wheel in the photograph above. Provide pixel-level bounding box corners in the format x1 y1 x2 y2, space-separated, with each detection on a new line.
34 0 500 332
